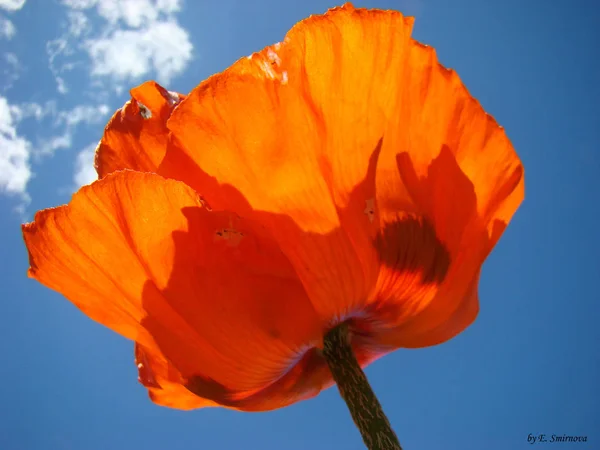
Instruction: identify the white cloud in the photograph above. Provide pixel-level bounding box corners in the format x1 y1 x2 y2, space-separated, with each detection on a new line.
38 134 73 155
46 38 71 94
62 0 97 7
49 0 193 94
65 9 89 37
38 103 110 155
0 96 32 198
63 0 180 26
1 52 21 91
0 16 15 39
10 101 55 122
73 141 99 187
0 94 110 210
86 21 192 83
0 0 26 12
57 103 110 127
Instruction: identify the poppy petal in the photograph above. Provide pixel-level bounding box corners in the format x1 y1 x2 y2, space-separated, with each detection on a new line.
162 4 417 324
385 41 524 255
136 330 333 412
158 340 380 412
367 39 524 342
371 270 481 349
22 171 322 409
365 140 521 346
95 81 184 178
347 16 523 344
135 342 217 410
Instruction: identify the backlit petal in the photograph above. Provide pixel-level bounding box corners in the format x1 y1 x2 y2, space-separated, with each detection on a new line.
162 3 523 349
363 271 481 350
364 37 524 343
365 143 520 347
135 342 217 410
22 171 322 409
162 4 416 325
143 338 380 412
95 81 184 178
386 41 524 255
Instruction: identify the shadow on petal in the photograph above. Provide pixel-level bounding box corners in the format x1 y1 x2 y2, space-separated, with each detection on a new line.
135 137 521 411
369 144 519 349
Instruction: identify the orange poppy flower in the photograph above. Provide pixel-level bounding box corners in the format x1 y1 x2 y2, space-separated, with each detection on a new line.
22 1 523 419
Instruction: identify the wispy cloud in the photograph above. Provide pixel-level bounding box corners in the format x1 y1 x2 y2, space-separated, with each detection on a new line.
73 141 99 188
0 0 30 210
48 0 193 94
10 101 55 123
0 95 32 207
0 15 15 39
0 98 60 210
46 9 92 94
1 52 21 91
86 20 192 85
0 0 26 12
38 103 110 155
0 95 109 211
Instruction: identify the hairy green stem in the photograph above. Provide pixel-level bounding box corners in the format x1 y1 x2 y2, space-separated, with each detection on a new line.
322 323 402 450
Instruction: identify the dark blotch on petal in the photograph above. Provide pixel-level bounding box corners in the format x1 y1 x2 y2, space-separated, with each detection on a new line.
374 216 450 284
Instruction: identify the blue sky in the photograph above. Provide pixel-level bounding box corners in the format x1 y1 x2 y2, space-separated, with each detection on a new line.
1 0 599 449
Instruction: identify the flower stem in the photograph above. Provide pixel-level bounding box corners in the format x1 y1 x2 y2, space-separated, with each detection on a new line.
322 323 402 450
